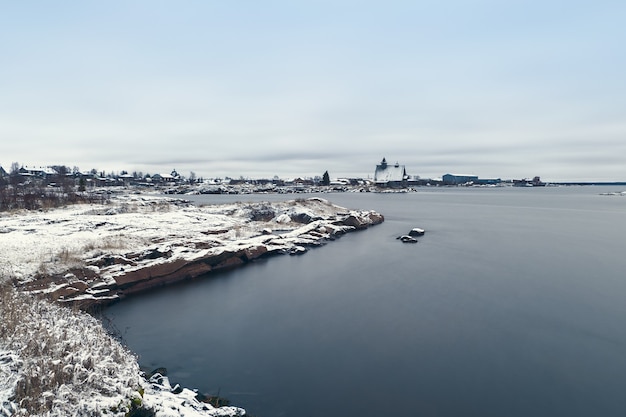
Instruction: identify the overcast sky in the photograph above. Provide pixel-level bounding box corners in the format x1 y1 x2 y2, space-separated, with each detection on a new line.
1 1 625 181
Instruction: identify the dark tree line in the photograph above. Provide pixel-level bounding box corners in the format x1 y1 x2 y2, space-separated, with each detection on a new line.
0 163 107 212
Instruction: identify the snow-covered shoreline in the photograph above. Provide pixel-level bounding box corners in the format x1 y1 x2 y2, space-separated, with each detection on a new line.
0 284 246 417
2 194 383 309
0 194 383 416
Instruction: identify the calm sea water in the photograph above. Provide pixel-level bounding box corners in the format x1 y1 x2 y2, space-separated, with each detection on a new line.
104 187 626 417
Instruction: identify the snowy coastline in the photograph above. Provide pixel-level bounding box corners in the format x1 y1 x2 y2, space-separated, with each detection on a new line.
0 194 383 416
0 284 246 417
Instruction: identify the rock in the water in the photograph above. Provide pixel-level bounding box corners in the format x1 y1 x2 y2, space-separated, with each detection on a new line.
409 228 425 236
398 235 418 243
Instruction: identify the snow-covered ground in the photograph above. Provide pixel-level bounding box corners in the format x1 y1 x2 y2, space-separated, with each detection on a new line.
0 193 383 416
1 194 378 279
0 284 245 417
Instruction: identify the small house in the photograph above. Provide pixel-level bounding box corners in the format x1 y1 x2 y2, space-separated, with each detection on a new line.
19 166 59 179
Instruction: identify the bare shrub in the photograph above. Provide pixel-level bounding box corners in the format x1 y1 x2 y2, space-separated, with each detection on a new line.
0 179 97 213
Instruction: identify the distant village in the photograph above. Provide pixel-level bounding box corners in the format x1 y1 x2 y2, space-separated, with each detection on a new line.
0 158 552 192
0 164 196 189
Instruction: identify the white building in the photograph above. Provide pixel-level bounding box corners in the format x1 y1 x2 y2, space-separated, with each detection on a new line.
374 158 408 187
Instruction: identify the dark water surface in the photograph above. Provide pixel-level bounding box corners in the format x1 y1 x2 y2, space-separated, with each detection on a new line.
105 187 626 416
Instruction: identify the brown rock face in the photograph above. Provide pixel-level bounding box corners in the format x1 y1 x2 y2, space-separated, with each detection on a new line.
51 285 81 300
185 263 213 278
114 258 189 288
111 247 265 297
213 256 245 270
243 245 269 261
366 212 385 225
115 259 224 294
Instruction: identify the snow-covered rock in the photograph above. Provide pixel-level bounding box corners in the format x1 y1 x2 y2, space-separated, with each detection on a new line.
0 195 383 309
409 228 425 236
144 374 245 417
397 235 418 243
0 350 21 416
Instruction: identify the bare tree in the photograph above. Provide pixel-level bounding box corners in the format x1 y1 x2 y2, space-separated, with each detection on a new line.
9 162 22 187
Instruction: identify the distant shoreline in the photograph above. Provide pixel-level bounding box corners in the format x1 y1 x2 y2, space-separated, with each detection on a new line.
551 182 626 186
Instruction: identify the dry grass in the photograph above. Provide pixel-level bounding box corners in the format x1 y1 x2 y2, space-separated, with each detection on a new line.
150 200 172 212
83 235 128 252
0 261 15 283
114 200 172 214
35 246 87 275
0 283 142 416
36 261 49 277
57 247 82 264
102 236 128 250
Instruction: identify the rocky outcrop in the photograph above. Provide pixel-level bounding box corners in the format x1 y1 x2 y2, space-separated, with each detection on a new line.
21 199 384 310
339 211 385 229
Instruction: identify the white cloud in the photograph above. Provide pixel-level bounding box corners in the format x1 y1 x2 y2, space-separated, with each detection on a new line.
1 1 625 182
